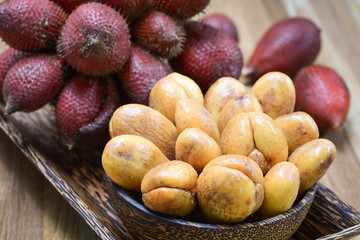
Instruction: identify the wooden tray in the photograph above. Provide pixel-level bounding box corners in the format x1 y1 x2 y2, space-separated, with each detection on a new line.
1 104 360 240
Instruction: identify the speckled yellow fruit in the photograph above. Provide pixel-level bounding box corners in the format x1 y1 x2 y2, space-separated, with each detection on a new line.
175 98 220 143
288 139 336 195
275 111 319 155
102 135 169 191
175 128 222 172
251 72 295 119
204 77 247 125
141 161 198 217
256 162 300 219
221 112 288 167
218 94 263 133
248 148 271 175
109 104 178 160
249 112 288 166
197 155 264 224
149 72 204 123
220 112 254 156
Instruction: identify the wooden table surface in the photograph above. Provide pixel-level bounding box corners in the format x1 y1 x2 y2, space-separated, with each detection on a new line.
1 0 360 239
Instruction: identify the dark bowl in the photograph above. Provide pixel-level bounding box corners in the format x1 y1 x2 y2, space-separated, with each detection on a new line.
106 176 318 240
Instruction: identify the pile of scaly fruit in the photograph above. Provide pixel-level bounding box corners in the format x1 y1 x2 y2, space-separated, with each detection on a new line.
0 0 350 150
0 0 241 148
102 72 336 223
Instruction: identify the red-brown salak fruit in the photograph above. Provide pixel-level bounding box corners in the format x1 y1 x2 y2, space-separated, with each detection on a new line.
99 0 149 23
201 13 239 42
118 44 171 105
151 0 210 20
52 0 90 13
3 54 65 115
0 48 32 100
294 65 350 132
170 21 243 92
0 0 68 52
244 17 321 83
55 73 121 149
57 2 131 76
132 11 185 58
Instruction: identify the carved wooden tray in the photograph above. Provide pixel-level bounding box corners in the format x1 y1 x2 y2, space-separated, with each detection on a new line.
0 104 360 240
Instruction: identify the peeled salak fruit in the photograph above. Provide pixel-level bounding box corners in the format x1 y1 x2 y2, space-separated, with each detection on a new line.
132 11 185 58
0 0 68 52
0 48 31 99
245 17 321 82
201 13 239 42
151 0 210 19
55 73 106 149
57 2 131 76
3 54 65 115
293 65 350 132
119 45 171 105
170 21 243 91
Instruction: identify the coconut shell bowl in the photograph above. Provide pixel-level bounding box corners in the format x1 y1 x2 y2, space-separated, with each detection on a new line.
106 176 318 240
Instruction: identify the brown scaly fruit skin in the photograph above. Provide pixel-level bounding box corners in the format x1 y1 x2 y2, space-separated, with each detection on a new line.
57 2 131 76
132 11 185 59
3 54 65 115
0 48 32 100
0 0 68 52
119 44 171 105
151 0 210 20
55 73 106 149
293 65 350 132
245 17 321 82
201 13 239 42
99 0 149 23
52 0 90 13
170 21 243 92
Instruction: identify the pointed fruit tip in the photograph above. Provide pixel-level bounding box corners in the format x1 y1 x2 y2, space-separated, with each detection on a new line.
4 100 20 116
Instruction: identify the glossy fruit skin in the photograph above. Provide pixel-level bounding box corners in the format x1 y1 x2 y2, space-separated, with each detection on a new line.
293 65 350 132
57 2 131 76
204 77 247 125
3 54 65 115
246 17 321 82
102 135 169 192
149 72 204 124
151 0 210 19
55 73 106 148
132 11 185 58
201 13 239 42
141 161 198 217
109 104 178 160
288 138 336 195
197 155 264 224
175 98 220 144
0 0 68 52
170 21 243 91
275 111 319 155
119 45 170 105
251 72 296 119
175 128 221 172
256 162 300 220
0 48 31 99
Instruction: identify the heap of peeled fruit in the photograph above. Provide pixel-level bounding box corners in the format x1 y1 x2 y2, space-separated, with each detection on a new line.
102 72 337 224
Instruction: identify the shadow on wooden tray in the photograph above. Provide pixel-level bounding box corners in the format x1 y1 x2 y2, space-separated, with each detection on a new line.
0 103 359 240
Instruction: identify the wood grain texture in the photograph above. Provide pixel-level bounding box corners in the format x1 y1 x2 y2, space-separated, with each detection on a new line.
0 0 360 240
